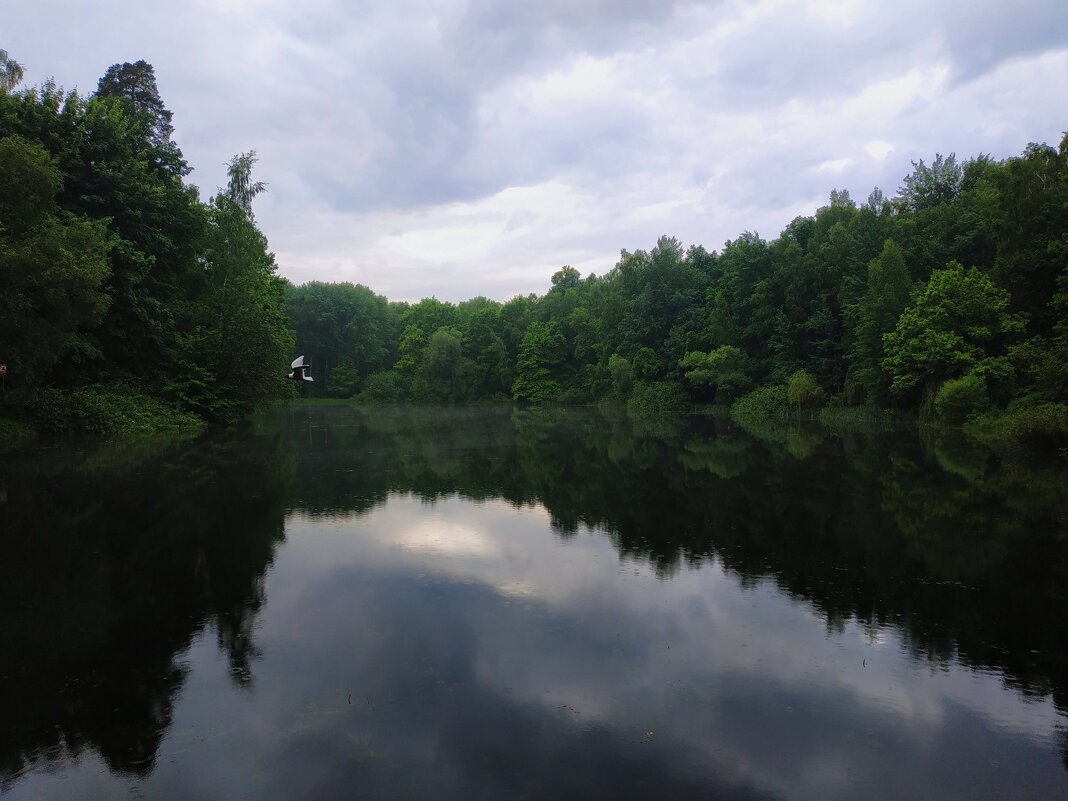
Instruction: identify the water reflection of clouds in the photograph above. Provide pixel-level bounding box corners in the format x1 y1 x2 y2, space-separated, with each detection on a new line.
20 489 1061 801
392 517 500 557
271 494 1066 800
289 495 1066 743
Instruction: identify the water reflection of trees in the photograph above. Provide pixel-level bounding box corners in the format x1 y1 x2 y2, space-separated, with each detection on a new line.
5 404 1064 787
0 424 291 788
286 405 1068 721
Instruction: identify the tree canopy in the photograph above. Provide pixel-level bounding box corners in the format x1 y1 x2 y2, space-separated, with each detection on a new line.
0 54 292 430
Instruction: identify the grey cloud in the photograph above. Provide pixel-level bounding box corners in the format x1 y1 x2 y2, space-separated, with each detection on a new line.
7 0 1067 301
939 0 1068 83
704 7 916 112
694 0 1068 114
229 0 722 213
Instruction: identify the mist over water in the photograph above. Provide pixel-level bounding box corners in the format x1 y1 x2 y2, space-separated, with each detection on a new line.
2 405 1066 800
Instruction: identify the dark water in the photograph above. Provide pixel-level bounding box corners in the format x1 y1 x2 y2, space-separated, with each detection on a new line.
2 405 1067 800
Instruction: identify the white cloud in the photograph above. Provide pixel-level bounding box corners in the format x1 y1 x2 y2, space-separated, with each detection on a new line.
5 0 1067 301
814 158 854 174
865 140 895 160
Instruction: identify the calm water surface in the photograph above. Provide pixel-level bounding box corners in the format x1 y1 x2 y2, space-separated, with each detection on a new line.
2 405 1067 800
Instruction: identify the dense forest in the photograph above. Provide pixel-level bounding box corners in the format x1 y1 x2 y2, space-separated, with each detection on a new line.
286 141 1067 444
1 51 1065 443
0 53 291 433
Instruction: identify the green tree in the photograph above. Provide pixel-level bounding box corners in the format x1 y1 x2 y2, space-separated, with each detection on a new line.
95 60 174 146
933 373 989 423
0 59 301 427
990 138 1068 336
225 151 267 221
285 281 397 396
847 239 912 402
896 153 961 212
0 49 25 92
512 321 565 403
396 325 429 377
462 305 511 398
0 137 111 383
329 364 362 398
550 265 581 292
165 195 292 420
786 369 824 413
608 354 635 400
679 345 751 402
414 328 469 403
881 262 1023 408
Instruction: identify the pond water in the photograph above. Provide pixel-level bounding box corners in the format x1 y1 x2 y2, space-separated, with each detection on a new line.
2 404 1067 800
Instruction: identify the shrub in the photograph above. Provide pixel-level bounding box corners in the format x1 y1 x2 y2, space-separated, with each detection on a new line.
354 371 408 404
731 384 789 421
31 385 202 434
934 373 989 423
626 380 688 414
971 402 1068 451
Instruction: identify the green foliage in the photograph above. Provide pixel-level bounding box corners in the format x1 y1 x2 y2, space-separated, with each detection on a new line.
608 354 635 400
882 262 1022 405
512 321 565 403
896 153 962 212
989 138 1068 335
414 327 470 403
679 345 751 401
354 371 408 404
0 49 25 91
225 151 266 220
284 281 397 396
0 134 60 224
847 239 912 402
626 380 687 414
550 265 581 292
934 373 989 423
632 347 661 380
967 402 1068 452
0 136 112 381
328 364 362 398
166 196 293 422
455 302 512 399
731 384 790 422
1006 336 1068 404
0 417 35 447
95 60 174 147
324 365 363 399
786 369 825 410
30 385 202 434
0 62 294 431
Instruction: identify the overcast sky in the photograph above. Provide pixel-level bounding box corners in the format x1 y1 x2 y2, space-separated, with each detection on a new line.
7 0 1067 302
